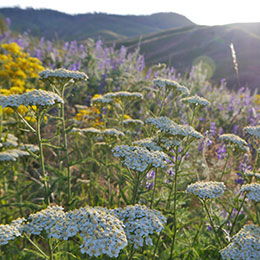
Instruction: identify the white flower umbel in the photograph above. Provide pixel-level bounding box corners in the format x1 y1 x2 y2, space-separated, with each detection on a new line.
154 136 181 150
112 145 169 172
220 224 260 260
91 96 114 107
22 90 64 107
0 90 64 108
104 91 143 101
0 149 30 162
240 183 260 202
133 138 162 151
122 119 144 126
244 125 260 139
0 94 23 108
50 206 127 258
245 171 260 179
20 144 40 153
110 205 166 249
153 78 190 95
219 134 248 150
146 117 203 139
72 127 102 136
181 95 210 107
1 134 18 147
39 68 88 82
0 218 26 245
23 205 65 235
102 128 125 137
186 181 225 199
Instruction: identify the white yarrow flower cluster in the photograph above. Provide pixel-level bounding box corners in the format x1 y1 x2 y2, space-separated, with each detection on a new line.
122 119 144 126
240 183 260 202
72 127 102 136
0 218 26 245
153 78 190 95
104 91 143 101
50 206 127 258
111 205 166 249
91 96 114 106
0 90 64 108
146 117 203 139
102 128 125 137
20 144 40 153
220 224 260 260
245 171 260 179
219 134 248 150
0 149 30 162
1 134 18 147
181 95 210 107
39 68 88 81
23 205 65 235
112 145 169 172
154 136 181 150
244 125 260 139
133 138 162 151
186 181 225 199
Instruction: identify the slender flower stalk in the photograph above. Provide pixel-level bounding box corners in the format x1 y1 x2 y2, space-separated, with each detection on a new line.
36 111 50 205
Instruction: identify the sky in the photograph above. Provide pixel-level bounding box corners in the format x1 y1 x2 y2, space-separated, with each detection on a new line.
1 0 260 26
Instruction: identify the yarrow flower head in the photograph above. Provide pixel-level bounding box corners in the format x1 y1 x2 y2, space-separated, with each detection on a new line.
122 119 144 126
244 125 260 139
110 205 166 249
153 78 190 95
186 181 225 199
39 68 88 82
0 218 26 245
219 134 248 151
181 95 210 107
0 149 30 162
112 145 169 172
133 137 162 151
0 90 64 108
72 127 102 136
240 183 260 202
20 144 40 153
102 128 125 137
146 117 203 139
50 206 127 258
104 91 143 102
245 171 260 179
220 224 260 259
91 96 114 107
1 134 18 147
23 205 65 235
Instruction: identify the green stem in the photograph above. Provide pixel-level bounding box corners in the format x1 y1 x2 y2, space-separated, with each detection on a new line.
36 112 50 205
220 150 230 180
48 238 54 260
152 231 162 260
150 169 157 208
169 170 178 259
132 171 141 205
229 194 246 236
24 233 49 259
61 101 71 204
14 109 36 133
203 200 222 248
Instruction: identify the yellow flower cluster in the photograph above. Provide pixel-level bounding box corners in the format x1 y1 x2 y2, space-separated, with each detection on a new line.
254 94 260 106
0 42 45 120
74 106 103 127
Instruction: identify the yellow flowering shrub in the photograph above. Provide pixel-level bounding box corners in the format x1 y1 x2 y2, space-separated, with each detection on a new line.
0 42 45 120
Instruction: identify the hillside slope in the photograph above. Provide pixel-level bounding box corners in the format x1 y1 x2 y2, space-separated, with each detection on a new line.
118 23 260 90
0 8 194 41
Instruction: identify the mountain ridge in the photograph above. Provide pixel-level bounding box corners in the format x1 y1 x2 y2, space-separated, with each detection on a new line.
0 8 194 41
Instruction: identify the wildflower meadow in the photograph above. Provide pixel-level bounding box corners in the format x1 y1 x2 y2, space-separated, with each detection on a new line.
1 22 260 260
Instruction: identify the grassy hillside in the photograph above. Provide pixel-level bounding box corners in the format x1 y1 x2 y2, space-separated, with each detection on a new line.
117 23 260 90
0 8 194 41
